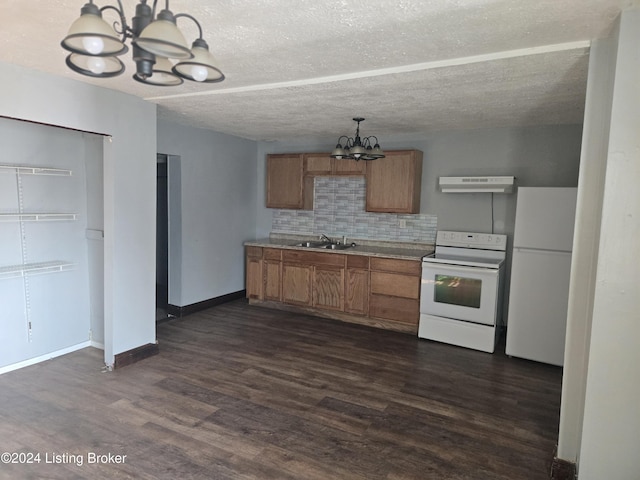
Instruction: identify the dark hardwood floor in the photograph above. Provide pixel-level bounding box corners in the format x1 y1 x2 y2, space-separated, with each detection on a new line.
0 299 562 480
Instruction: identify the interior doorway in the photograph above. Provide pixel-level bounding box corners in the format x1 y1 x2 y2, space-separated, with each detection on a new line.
156 154 169 321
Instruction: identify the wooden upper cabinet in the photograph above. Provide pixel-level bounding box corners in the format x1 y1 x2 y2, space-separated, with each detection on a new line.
333 157 367 176
304 153 366 176
304 153 333 176
266 149 421 210
266 154 313 209
365 150 423 214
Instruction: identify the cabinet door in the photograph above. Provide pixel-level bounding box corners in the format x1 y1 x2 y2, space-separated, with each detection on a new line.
366 150 423 213
282 264 312 306
345 268 369 315
266 154 311 209
333 158 366 176
313 265 344 311
304 153 366 176
263 260 282 301
246 257 263 300
304 153 333 175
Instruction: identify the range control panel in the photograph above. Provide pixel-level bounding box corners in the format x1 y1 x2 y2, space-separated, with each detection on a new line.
436 231 507 251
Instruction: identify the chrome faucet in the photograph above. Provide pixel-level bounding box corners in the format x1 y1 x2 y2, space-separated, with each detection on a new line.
320 234 333 244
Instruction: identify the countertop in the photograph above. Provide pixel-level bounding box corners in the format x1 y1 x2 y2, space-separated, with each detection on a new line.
244 234 434 261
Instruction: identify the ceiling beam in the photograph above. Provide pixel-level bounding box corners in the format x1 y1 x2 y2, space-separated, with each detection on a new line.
145 40 591 102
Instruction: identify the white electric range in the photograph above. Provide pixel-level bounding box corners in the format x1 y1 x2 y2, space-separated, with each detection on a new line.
418 230 507 353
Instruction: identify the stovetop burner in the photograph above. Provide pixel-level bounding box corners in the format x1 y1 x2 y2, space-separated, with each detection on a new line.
422 231 508 269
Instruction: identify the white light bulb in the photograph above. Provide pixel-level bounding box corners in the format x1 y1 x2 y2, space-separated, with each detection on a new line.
82 36 104 55
190 65 208 82
87 57 106 74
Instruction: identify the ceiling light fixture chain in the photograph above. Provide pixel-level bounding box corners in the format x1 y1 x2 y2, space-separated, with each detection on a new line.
61 0 225 86
330 118 385 161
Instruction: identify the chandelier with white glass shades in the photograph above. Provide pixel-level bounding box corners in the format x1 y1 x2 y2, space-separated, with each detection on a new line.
61 0 224 86
330 118 385 161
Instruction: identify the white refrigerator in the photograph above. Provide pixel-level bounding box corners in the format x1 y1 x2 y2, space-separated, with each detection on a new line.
505 187 577 366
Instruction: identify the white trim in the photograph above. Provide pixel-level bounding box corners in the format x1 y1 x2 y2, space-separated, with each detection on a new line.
145 41 591 101
90 341 105 350
0 341 91 375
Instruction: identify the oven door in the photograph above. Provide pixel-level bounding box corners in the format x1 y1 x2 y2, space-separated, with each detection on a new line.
421 261 499 326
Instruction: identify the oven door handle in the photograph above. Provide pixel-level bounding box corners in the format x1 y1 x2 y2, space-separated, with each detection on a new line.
421 262 498 275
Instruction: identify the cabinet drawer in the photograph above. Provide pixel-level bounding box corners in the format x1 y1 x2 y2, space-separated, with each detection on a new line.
283 250 345 267
370 271 420 299
246 246 263 259
370 257 421 276
264 248 283 261
369 294 419 325
346 255 369 269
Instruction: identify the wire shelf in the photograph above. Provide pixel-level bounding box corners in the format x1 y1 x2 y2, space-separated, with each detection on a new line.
0 261 75 280
0 165 72 176
0 213 77 222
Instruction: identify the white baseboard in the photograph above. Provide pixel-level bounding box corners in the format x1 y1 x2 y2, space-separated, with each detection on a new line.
0 341 92 375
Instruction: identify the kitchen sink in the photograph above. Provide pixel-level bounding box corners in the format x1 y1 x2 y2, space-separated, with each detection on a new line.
291 241 354 250
322 243 353 250
292 241 326 248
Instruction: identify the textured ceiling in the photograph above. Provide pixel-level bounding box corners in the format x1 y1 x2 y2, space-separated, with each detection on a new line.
0 0 637 142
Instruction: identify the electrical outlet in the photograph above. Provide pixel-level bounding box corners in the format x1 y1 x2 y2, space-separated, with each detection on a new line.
399 219 407 228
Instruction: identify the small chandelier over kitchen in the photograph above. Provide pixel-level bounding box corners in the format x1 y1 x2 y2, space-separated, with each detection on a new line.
330 118 385 161
61 0 225 86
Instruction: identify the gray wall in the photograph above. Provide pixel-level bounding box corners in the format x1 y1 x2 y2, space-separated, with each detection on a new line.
157 120 258 307
256 125 583 240
0 60 157 367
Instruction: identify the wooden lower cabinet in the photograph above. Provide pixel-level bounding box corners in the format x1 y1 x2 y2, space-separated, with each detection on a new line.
370 271 420 299
246 246 421 333
313 266 344 311
245 246 263 300
246 257 263 300
263 261 282 301
345 268 369 315
263 248 283 302
368 257 421 326
345 254 369 315
369 294 419 325
282 264 313 306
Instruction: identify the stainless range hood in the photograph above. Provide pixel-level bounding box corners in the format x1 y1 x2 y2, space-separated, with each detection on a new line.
439 176 515 193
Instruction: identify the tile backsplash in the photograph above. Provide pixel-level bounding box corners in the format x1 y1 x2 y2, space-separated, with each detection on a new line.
272 177 437 244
